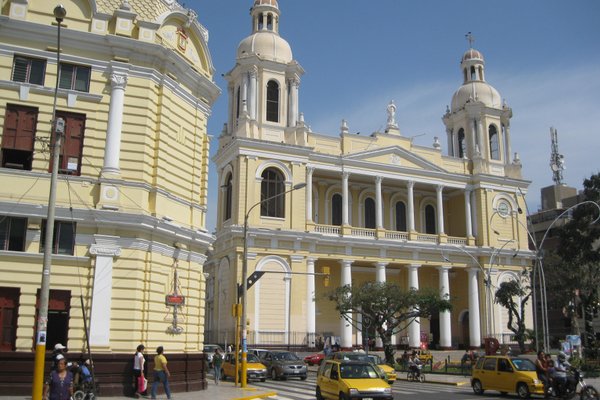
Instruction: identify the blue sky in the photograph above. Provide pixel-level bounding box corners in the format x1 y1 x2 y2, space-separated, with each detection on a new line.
189 0 600 232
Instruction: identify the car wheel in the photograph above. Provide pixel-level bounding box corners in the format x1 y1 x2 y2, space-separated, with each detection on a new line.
271 369 278 380
500 392 508 396
516 382 530 399
339 392 348 400
418 374 425 383
316 386 324 400
472 379 484 395
581 386 600 400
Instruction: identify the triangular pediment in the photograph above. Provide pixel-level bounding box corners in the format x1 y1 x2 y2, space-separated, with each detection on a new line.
344 146 445 173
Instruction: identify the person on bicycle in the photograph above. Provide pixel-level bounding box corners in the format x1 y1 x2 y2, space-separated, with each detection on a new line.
408 352 422 378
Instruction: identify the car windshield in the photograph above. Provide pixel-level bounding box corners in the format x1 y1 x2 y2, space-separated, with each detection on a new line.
204 345 220 352
273 352 300 361
511 358 536 371
340 363 380 379
367 355 382 364
237 354 261 363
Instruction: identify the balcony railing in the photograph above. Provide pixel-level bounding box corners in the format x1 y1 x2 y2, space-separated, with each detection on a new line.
310 224 468 245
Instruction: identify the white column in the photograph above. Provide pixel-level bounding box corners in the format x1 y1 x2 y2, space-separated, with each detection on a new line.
468 267 482 348
407 181 415 232
438 266 452 349
241 72 249 115
436 185 445 234
446 128 453 157
306 258 316 348
227 84 234 133
342 172 350 226
306 167 314 222
407 264 421 348
375 262 387 348
477 118 485 157
464 188 473 237
288 77 299 127
248 67 257 120
504 124 512 163
89 238 121 346
340 260 353 348
375 176 383 229
470 191 478 238
102 71 128 176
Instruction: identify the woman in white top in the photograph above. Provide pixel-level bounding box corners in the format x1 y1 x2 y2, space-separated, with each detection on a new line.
133 344 146 396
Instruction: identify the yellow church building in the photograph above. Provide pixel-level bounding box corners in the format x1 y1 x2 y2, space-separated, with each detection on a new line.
0 0 218 395
206 0 534 352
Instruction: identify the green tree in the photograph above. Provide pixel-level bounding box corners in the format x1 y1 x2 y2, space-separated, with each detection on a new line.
494 276 532 354
327 281 452 365
555 173 600 353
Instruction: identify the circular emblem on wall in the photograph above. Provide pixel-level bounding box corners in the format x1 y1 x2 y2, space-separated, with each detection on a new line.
497 199 511 217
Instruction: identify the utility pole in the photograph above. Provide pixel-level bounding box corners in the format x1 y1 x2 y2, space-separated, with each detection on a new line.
32 5 66 400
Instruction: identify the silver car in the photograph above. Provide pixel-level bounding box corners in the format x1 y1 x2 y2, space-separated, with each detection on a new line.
262 350 307 380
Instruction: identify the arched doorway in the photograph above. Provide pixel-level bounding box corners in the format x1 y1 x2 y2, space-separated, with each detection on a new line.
460 311 470 349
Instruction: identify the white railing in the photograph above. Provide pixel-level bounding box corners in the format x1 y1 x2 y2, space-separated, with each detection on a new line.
447 236 467 245
384 231 409 241
350 227 376 238
314 224 341 235
416 234 439 244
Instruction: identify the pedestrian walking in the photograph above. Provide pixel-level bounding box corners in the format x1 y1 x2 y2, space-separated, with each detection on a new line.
212 348 223 384
151 346 171 399
43 355 73 400
133 344 147 397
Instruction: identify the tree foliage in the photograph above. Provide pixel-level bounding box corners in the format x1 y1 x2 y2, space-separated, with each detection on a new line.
494 277 532 354
554 173 600 352
327 281 452 365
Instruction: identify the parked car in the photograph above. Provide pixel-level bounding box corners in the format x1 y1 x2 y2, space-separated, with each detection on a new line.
203 344 223 367
304 351 326 366
248 348 270 360
471 355 544 398
261 350 307 380
367 354 397 384
221 352 267 382
316 359 393 400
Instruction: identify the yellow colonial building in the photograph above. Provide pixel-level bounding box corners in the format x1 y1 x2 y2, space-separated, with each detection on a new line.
206 0 534 352
0 0 218 394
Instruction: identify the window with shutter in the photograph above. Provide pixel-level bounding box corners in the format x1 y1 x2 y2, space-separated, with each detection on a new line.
0 217 27 251
49 112 85 176
11 56 46 85
1 104 38 170
58 63 91 92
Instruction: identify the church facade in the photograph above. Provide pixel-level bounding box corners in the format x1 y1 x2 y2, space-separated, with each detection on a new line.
206 0 534 351
0 0 218 394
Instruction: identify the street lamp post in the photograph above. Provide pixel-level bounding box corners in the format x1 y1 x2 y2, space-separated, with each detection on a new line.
32 5 66 400
240 182 306 387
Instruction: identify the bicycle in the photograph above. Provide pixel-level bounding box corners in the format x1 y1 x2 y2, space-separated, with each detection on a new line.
406 365 425 383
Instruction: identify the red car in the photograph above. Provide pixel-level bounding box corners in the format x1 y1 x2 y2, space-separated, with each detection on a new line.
304 351 326 366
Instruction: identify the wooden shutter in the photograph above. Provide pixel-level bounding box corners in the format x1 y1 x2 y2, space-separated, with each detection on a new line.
1 105 37 151
50 112 85 175
0 287 20 351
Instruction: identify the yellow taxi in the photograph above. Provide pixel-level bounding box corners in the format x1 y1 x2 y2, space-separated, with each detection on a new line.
367 354 397 384
221 352 267 382
316 359 393 400
471 355 544 398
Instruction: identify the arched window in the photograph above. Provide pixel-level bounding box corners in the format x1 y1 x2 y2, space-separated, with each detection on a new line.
463 68 468 83
395 201 407 231
258 13 264 30
458 128 466 158
332 194 342 226
266 80 279 122
224 173 233 221
267 14 273 30
260 168 285 218
365 197 376 229
470 66 477 81
425 204 436 234
489 125 499 160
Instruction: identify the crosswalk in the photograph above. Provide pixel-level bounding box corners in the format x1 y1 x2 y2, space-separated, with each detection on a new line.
252 375 466 399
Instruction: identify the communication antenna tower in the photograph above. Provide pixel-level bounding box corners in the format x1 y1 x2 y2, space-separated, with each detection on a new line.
549 127 565 185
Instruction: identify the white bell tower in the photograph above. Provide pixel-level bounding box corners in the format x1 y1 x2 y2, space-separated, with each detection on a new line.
224 0 304 141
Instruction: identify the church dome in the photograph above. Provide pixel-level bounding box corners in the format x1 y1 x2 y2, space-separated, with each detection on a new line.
253 0 278 7
462 48 484 62
451 81 502 112
237 31 293 62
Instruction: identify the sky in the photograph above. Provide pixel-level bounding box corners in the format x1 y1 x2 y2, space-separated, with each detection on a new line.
187 0 600 232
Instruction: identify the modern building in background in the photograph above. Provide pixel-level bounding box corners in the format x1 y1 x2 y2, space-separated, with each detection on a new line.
0 0 218 394
205 0 534 351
